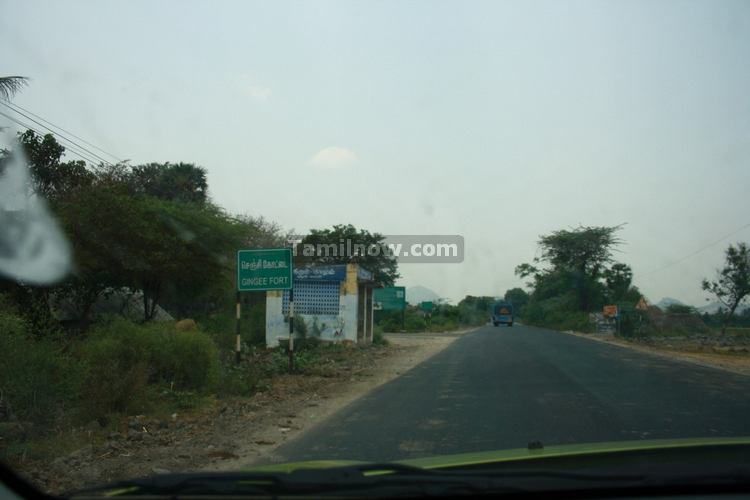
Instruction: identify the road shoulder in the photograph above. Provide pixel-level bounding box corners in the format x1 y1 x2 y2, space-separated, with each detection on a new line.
205 328 478 471
561 330 750 377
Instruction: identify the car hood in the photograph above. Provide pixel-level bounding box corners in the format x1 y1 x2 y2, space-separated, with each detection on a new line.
246 436 750 473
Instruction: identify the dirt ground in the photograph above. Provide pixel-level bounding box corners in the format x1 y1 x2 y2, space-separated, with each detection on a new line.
563 330 750 376
16 330 471 495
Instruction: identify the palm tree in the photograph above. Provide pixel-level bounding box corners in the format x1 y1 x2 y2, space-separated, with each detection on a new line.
0 76 29 100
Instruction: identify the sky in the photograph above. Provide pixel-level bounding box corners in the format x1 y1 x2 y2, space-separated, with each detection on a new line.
2 0 750 306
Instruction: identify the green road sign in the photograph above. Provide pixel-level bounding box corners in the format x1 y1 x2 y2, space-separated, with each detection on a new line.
420 301 434 312
374 286 406 311
237 248 292 291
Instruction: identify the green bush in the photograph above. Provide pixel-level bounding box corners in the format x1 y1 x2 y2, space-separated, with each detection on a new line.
618 312 640 338
372 329 388 346
428 316 458 332
404 315 426 332
198 298 266 350
521 295 592 333
380 318 402 332
78 322 151 416
264 348 294 375
78 318 220 417
199 312 236 350
0 310 78 425
295 336 321 350
215 363 260 396
141 322 220 389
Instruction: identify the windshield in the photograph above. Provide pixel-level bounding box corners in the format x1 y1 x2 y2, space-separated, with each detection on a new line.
2 0 750 496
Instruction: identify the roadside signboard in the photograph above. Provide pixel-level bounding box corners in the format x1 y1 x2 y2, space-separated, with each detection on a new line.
237 248 293 291
293 264 347 281
636 297 649 311
374 287 406 311
591 312 616 334
603 305 618 318
617 302 635 313
421 301 434 312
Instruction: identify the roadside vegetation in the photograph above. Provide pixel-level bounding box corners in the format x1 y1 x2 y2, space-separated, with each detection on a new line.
0 131 393 467
0 297 391 466
510 225 750 347
374 295 494 333
513 225 641 333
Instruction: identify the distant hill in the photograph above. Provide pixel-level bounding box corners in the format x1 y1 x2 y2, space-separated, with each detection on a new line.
697 301 749 315
406 285 440 305
654 297 688 311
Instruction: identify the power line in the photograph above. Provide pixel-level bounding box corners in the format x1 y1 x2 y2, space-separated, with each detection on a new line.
0 111 104 165
0 99 123 163
640 221 750 277
0 110 105 166
0 100 115 166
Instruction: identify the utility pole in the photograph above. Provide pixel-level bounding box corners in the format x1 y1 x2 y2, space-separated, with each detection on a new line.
288 288 294 372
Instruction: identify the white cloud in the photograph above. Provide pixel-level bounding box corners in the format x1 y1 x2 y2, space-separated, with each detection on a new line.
236 74 271 101
309 146 358 168
244 84 271 101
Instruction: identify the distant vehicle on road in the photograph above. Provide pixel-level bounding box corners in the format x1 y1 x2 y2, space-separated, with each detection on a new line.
492 301 514 327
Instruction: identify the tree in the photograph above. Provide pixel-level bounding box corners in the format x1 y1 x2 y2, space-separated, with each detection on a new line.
504 288 530 316
603 263 633 302
0 130 92 335
0 76 28 100
236 214 285 248
516 225 624 312
538 225 623 277
17 130 93 201
58 185 244 320
702 242 750 333
298 224 399 286
130 162 208 203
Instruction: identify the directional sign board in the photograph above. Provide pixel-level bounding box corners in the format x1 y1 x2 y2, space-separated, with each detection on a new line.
374 286 406 311
237 248 292 291
420 301 434 312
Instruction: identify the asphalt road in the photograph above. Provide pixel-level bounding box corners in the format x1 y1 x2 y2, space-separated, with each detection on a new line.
270 325 750 463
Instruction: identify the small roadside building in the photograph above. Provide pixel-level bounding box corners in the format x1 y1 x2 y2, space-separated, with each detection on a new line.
265 263 376 347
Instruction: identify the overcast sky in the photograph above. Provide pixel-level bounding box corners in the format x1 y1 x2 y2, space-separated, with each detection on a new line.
2 0 750 306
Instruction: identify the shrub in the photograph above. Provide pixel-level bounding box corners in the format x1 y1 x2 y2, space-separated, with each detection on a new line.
0 310 78 425
215 363 260 396
78 321 150 416
295 336 321 351
428 316 458 332
78 318 220 417
618 312 640 338
141 322 220 389
380 318 401 332
404 315 426 332
199 312 236 350
372 329 388 346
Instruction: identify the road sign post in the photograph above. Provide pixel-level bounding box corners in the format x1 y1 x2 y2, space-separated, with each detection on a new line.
373 287 407 332
288 288 294 372
236 249 293 365
420 301 434 331
235 292 241 364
